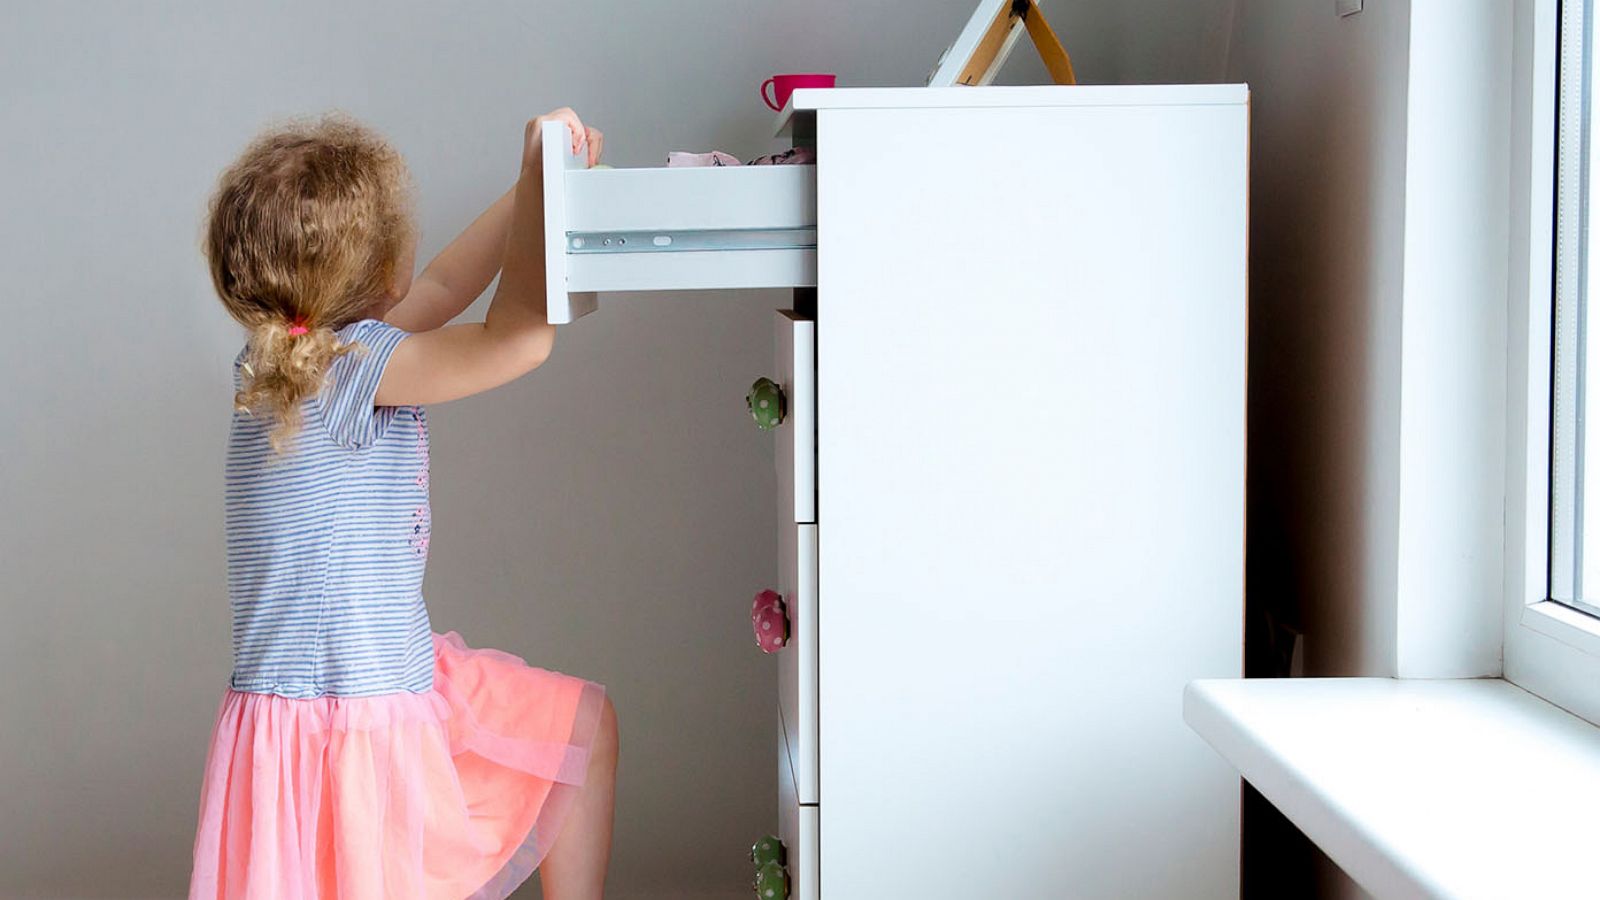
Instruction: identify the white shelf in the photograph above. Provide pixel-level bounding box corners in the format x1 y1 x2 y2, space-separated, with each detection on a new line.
1185 677 1600 899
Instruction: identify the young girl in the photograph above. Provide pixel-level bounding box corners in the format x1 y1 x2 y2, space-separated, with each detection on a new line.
188 108 618 900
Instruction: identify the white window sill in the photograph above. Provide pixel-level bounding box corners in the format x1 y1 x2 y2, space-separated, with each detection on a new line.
1184 677 1600 899
1522 599 1600 657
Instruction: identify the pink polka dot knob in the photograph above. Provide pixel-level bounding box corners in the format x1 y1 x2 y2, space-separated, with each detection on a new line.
751 589 789 653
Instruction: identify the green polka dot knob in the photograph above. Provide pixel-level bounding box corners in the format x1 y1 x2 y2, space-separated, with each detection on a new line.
747 377 786 431
753 859 790 899
750 834 786 868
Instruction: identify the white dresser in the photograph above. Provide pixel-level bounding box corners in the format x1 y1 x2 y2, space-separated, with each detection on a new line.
544 85 1249 899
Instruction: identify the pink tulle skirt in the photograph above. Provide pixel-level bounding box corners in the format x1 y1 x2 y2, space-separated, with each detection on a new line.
188 630 607 900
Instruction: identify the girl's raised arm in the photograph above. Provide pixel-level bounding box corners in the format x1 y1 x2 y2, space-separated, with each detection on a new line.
374 109 599 407
381 185 516 335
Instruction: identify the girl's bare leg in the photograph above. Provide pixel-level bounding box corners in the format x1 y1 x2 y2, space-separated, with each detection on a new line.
538 695 619 900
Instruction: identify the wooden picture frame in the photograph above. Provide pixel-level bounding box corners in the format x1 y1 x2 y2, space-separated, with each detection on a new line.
926 0 1077 87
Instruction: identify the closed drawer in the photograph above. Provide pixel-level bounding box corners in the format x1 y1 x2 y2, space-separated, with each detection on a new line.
542 121 816 323
778 521 819 804
774 310 816 524
778 714 820 900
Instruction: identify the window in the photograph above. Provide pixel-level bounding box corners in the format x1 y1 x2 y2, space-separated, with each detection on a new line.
1505 0 1600 725
1551 0 1600 614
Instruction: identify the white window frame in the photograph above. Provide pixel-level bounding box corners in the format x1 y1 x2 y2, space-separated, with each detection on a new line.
1506 0 1600 725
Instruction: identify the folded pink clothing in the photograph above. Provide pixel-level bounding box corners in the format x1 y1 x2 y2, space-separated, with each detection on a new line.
665 146 816 167
666 150 741 167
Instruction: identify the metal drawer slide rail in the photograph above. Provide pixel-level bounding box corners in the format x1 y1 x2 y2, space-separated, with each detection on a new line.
567 227 816 254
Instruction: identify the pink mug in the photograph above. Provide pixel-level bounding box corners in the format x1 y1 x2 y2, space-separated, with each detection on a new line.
761 73 836 111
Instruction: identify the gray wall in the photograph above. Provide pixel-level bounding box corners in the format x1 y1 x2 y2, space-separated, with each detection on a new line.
1222 2 1412 895
1223 1 1515 895
1227 0 1414 682
0 2 1235 897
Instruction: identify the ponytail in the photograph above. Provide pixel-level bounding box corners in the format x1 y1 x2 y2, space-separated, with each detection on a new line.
235 313 357 452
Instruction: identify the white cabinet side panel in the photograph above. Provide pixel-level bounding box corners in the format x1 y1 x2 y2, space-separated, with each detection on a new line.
815 100 1247 899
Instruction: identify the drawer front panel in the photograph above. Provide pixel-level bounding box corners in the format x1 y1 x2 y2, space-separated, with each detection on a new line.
778 716 820 900
776 310 816 524
565 164 815 232
778 521 819 804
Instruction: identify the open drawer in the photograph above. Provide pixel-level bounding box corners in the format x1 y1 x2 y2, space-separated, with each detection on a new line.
541 121 817 323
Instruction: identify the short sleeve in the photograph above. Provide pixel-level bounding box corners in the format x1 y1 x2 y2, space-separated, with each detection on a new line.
317 318 412 449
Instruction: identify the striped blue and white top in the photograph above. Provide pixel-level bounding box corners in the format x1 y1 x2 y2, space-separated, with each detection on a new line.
225 318 435 699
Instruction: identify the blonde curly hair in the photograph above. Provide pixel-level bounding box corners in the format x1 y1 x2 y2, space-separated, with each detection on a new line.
203 111 417 450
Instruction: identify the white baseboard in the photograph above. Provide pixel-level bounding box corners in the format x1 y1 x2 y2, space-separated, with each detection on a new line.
41 882 766 899
607 894 750 900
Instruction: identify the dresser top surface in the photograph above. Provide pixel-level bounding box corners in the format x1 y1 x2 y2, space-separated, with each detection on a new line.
775 84 1249 135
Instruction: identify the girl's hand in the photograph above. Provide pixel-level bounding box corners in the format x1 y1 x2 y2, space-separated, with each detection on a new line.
521 107 604 171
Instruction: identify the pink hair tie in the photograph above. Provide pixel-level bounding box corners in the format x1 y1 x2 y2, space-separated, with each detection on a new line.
287 318 309 337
